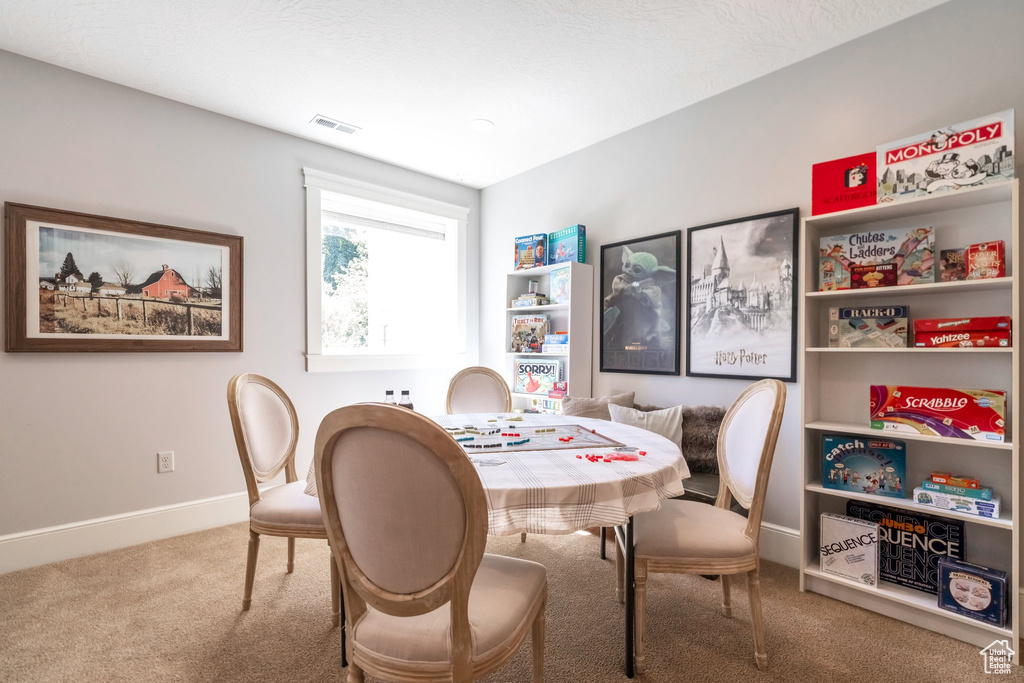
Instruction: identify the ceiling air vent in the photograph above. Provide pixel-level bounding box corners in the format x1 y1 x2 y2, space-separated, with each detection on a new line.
310 114 360 134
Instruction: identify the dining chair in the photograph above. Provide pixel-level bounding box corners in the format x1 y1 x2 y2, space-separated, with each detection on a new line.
617 379 786 673
227 373 342 628
315 402 547 683
446 366 512 415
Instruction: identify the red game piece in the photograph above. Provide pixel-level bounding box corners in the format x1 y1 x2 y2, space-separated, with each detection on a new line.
639 451 646 456
576 455 582 459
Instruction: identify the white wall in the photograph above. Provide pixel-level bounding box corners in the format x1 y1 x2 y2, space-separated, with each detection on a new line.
479 0 1024 533
0 50 480 537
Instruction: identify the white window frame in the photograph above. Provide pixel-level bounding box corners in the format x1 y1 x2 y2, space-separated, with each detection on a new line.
303 168 472 372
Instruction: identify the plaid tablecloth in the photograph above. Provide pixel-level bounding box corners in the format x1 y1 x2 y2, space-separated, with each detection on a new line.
305 412 689 536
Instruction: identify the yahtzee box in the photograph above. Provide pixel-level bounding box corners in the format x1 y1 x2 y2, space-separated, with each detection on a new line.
869 385 1006 442
819 226 934 291
877 110 1015 203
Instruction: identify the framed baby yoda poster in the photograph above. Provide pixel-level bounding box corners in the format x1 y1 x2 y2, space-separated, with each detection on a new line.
686 208 799 382
600 230 680 375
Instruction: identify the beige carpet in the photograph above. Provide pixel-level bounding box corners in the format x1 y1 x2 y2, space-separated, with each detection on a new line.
0 523 1008 682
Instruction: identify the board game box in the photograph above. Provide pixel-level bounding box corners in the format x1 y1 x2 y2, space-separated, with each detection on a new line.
966 240 1006 280
510 314 550 353
869 385 1006 442
828 306 909 348
922 479 993 500
846 501 965 594
820 513 879 586
938 558 1009 627
851 262 897 289
811 152 877 216
877 109 1015 204
940 248 966 281
822 434 906 498
514 358 563 394
514 233 547 270
548 225 586 264
913 487 1001 518
549 266 571 304
819 226 934 291
445 422 624 453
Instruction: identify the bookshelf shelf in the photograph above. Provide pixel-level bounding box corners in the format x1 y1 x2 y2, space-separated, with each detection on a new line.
505 262 593 413
799 179 1020 659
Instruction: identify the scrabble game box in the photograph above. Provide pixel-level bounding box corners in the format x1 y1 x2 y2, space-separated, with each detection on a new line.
938 558 1009 627
822 434 906 498
548 224 586 264
819 513 879 586
828 306 909 348
514 358 563 394
514 233 547 270
869 385 1006 442
846 501 964 594
819 226 934 291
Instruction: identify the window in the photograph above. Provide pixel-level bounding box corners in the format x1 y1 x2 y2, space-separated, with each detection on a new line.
304 169 470 371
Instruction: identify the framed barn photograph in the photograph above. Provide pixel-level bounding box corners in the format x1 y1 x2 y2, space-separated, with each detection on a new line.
600 230 681 375
685 208 798 382
4 203 242 352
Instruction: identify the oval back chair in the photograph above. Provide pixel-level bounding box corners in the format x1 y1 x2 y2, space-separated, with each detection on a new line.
445 366 512 415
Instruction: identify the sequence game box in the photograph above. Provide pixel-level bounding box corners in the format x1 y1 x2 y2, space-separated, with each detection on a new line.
846 501 965 594
822 435 906 498
938 558 1009 627
819 513 879 586
819 226 934 291
514 233 547 270
828 306 909 348
548 225 586 265
877 109 1015 203
869 385 1006 442
514 358 563 394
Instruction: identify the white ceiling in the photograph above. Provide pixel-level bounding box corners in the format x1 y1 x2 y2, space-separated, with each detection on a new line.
0 0 947 188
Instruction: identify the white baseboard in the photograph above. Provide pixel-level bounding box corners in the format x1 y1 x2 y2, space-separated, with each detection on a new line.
759 521 801 568
0 491 251 575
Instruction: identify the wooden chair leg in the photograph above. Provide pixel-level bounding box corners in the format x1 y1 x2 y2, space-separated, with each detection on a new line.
747 567 768 671
242 530 260 610
634 559 648 675
347 664 364 683
521 532 527 543
330 550 341 628
532 598 546 682
721 574 732 617
615 537 624 604
287 537 295 573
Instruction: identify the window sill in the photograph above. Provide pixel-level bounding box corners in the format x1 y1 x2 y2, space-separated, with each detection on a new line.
305 351 474 373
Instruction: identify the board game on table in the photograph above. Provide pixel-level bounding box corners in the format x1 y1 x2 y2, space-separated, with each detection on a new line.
443 422 625 452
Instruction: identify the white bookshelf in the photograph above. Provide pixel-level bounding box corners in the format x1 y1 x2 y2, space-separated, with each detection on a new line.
505 262 593 412
798 180 1021 659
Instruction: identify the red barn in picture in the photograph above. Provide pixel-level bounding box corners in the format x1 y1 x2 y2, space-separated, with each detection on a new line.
139 265 197 299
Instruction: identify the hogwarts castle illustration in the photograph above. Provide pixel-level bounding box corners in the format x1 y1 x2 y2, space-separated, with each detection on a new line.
690 237 792 334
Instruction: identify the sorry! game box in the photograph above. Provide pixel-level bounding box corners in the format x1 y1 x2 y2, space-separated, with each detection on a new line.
514 358 563 394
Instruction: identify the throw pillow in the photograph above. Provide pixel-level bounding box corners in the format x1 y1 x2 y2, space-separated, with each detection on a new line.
561 392 635 421
633 403 725 474
608 403 683 453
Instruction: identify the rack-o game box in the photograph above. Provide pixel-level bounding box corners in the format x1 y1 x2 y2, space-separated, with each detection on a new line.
822 434 906 498
820 513 879 586
877 109 1015 203
819 226 934 291
869 385 1006 442
828 306 909 348
548 224 586 264
846 501 965 594
514 358 563 394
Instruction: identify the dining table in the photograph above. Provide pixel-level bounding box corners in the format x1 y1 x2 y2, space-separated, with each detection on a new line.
304 411 690 678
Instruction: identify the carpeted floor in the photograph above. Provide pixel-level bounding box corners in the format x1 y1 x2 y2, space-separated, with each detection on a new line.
0 523 1009 682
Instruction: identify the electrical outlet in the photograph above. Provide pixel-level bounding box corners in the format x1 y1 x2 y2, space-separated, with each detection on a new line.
158 451 174 473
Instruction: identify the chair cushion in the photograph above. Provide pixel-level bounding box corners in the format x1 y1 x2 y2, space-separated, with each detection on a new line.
352 554 546 664
634 500 755 560
250 481 325 532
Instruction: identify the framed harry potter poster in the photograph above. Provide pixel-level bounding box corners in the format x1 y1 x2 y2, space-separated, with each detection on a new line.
4 203 243 352
686 208 798 382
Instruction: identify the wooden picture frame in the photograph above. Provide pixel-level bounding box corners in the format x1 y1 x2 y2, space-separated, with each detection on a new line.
4 203 242 352
600 230 681 375
685 208 798 382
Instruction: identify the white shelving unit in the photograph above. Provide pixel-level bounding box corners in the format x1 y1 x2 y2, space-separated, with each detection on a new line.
798 180 1021 659
505 262 593 412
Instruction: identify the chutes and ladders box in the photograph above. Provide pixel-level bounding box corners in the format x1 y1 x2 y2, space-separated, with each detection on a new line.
869 385 1006 442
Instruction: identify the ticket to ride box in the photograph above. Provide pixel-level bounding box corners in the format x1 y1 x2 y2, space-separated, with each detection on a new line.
869 385 1006 442
828 306 909 348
